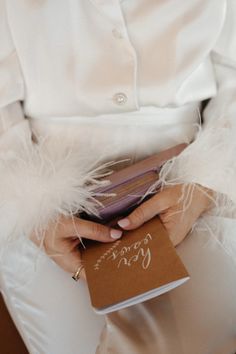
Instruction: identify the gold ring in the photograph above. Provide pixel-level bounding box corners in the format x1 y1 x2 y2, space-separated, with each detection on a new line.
72 264 84 282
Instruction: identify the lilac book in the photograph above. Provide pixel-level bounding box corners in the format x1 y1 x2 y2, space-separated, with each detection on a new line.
79 143 187 224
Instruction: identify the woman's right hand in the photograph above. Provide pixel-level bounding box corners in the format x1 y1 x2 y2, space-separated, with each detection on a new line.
30 215 123 279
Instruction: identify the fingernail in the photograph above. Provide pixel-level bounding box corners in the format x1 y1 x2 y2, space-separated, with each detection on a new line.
110 229 123 239
117 218 130 228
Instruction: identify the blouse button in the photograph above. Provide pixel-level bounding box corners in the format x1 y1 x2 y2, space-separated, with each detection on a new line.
112 28 123 39
113 92 127 105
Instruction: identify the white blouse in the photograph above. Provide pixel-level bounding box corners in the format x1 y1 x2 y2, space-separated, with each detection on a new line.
1 0 236 249
0 0 230 117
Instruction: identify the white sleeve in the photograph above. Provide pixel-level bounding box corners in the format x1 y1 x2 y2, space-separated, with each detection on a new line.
0 1 108 253
160 0 236 206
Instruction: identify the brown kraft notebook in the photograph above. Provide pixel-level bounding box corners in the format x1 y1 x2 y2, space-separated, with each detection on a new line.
81 216 190 315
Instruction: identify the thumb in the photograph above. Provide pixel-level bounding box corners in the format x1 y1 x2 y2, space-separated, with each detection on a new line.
117 190 171 230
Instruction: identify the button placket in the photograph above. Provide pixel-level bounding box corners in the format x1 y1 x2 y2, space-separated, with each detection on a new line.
89 0 138 110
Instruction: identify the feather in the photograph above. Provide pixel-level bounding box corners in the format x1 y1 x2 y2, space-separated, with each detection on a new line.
159 116 236 213
0 127 121 256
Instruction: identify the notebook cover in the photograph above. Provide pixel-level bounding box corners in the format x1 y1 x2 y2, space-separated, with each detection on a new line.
81 216 189 310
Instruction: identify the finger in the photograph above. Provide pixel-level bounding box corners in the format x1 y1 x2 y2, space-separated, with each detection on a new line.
44 231 87 279
159 202 199 247
159 212 183 247
69 248 86 281
65 217 123 242
49 243 84 276
117 190 172 230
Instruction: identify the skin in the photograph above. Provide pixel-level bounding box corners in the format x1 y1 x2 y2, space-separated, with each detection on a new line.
31 183 215 279
31 216 123 279
117 183 215 246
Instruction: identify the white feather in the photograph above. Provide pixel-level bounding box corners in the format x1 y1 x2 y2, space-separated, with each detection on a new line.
159 116 236 210
0 126 120 254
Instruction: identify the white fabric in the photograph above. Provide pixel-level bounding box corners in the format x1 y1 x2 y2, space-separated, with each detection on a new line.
97 214 236 354
0 240 105 354
1 0 236 353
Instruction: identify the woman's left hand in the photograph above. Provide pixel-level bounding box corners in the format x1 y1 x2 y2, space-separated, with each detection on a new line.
117 184 215 247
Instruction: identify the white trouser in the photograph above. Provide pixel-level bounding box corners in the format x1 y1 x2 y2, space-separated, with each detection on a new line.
97 214 236 354
1 214 236 354
0 239 105 354
1 104 236 354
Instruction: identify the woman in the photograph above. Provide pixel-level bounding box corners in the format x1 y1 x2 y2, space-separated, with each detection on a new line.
1 1 236 353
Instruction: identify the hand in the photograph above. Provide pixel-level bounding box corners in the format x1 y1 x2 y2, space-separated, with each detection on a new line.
117 184 215 247
30 215 123 278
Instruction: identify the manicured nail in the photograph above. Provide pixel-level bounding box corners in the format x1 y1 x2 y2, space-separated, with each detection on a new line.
117 218 130 228
110 229 123 239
